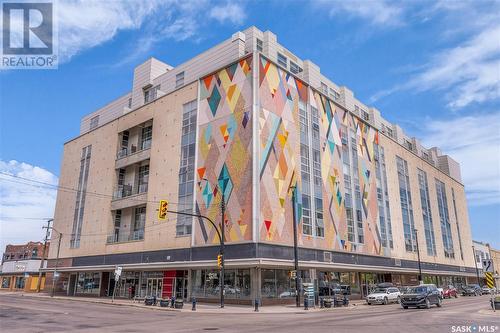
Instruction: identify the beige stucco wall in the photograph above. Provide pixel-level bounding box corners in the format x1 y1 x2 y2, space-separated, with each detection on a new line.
49 82 198 260
380 134 475 268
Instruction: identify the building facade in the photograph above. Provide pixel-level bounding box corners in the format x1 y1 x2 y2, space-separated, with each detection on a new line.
1 242 49 292
47 27 476 304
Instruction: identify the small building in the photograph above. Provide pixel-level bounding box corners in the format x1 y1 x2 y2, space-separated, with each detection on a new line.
0 241 49 292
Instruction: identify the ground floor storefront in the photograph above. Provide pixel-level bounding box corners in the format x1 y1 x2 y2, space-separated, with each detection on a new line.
47 267 471 306
0 273 46 292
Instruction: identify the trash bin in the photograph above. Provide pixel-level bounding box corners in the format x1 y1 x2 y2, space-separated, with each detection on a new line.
323 298 332 308
160 299 170 307
174 299 184 309
144 297 155 306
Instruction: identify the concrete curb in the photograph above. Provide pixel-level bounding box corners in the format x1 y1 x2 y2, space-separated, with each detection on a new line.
2 292 366 314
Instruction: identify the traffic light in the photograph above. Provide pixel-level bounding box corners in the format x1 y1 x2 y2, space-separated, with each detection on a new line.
158 200 168 220
217 254 223 268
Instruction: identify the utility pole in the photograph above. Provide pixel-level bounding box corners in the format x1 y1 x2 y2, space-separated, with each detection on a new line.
291 185 300 307
472 245 480 285
37 219 53 292
220 191 225 309
414 228 423 284
51 231 62 297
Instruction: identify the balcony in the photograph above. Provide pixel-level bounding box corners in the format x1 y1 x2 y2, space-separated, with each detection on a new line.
106 229 144 244
111 184 148 210
115 139 152 169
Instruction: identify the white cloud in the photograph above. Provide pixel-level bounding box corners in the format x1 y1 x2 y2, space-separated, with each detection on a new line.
368 2 500 109
0 160 58 257
209 2 246 25
55 0 247 63
420 113 500 206
318 0 404 26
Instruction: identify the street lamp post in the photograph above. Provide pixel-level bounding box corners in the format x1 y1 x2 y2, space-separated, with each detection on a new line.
414 228 423 284
220 191 225 309
472 245 480 285
290 185 300 307
166 207 224 308
50 229 62 297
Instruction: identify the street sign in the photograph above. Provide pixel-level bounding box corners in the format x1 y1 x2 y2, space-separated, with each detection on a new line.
114 266 122 279
482 259 493 273
485 272 495 289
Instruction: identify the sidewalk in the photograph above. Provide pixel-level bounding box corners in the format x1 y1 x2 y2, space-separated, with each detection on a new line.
1 291 366 314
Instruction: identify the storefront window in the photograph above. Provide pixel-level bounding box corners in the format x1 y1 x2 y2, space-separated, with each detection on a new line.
138 271 163 298
15 277 25 289
341 272 359 295
115 271 140 298
261 269 296 299
192 269 251 299
1 277 11 288
76 272 101 294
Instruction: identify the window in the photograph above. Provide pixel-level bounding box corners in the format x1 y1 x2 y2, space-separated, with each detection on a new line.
374 145 392 248
76 272 101 294
396 156 416 252
89 115 99 130
256 38 263 52
321 82 328 94
406 140 413 151
290 61 302 74
176 71 185 88
361 111 369 122
128 97 132 109
451 188 464 260
140 125 152 150
311 106 323 238
112 210 122 243
418 169 436 256
277 53 287 67
138 164 149 193
31 248 38 258
436 180 454 258
144 85 160 103
71 145 92 248
387 128 394 138
298 101 313 236
176 100 197 236
131 206 146 241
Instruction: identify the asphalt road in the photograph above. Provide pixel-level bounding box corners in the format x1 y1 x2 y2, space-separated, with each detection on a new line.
0 293 498 333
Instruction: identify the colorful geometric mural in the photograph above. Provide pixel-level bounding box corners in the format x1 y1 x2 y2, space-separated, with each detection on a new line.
258 55 384 255
259 56 305 243
195 55 253 245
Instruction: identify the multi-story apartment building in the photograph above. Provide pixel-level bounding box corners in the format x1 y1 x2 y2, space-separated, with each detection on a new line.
46 27 476 304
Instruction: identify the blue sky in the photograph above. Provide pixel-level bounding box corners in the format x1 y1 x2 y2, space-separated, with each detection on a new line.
0 0 499 252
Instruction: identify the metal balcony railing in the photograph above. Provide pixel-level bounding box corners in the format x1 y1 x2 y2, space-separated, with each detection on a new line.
107 229 145 243
116 139 151 160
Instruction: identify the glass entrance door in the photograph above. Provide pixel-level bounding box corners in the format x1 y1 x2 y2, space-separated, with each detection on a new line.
146 278 162 298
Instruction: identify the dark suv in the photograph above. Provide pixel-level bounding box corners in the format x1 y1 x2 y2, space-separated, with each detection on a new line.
400 284 442 309
461 284 482 296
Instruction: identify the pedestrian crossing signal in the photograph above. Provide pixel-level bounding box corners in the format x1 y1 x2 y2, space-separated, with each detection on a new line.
158 200 168 220
217 254 223 268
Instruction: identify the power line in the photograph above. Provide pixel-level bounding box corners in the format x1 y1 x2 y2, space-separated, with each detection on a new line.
0 172 195 208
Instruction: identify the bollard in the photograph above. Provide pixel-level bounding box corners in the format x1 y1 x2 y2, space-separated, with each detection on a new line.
320 297 324 308
304 297 309 310
192 297 197 311
254 299 259 312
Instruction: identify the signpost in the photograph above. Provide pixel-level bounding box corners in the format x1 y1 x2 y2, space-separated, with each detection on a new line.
112 266 122 303
482 259 495 312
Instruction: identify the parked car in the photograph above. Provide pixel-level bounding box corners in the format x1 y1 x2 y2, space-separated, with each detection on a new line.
366 287 401 305
481 286 492 295
400 284 442 309
461 284 482 296
442 285 458 299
